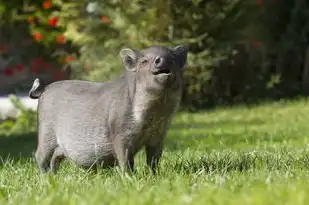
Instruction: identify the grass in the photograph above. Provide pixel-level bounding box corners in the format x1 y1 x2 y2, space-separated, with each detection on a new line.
1 98 309 204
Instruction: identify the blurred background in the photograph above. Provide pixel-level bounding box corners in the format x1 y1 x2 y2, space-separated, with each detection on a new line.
0 0 309 124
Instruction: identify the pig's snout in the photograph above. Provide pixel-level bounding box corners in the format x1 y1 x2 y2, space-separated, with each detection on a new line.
152 56 172 75
154 56 164 68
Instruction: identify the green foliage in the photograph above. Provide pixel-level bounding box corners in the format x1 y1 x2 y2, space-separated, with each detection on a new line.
0 0 79 89
2 0 309 108
57 0 256 109
0 95 37 136
59 0 177 81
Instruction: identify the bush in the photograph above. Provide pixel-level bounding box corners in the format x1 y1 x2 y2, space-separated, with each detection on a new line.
58 0 254 110
0 95 37 136
2 0 309 110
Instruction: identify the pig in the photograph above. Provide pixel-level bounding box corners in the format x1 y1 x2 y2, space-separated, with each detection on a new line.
29 45 188 174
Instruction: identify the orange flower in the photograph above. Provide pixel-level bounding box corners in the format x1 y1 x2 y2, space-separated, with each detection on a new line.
49 16 59 27
32 32 43 41
28 17 34 23
101 16 111 23
43 1 52 9
65 56 76 63
56 35 66 44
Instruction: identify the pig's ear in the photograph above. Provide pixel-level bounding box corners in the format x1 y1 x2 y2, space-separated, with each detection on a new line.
120 48 138 72
172 45 188 71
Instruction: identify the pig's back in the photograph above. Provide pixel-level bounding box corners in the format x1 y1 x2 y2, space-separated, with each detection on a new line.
37 79 114 125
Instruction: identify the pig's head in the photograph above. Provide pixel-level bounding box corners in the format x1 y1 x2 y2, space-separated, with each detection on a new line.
119 45 188 91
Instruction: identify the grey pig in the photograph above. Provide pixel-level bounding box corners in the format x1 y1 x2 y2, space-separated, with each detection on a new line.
29 45 188 174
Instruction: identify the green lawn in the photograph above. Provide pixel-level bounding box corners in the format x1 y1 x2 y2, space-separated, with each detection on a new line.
1 98 309 205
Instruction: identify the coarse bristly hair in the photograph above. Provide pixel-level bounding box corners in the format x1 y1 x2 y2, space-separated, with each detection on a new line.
29 45 188 174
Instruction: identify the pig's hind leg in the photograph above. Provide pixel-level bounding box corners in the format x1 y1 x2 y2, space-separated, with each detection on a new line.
50 146 65 173
35 126 58 173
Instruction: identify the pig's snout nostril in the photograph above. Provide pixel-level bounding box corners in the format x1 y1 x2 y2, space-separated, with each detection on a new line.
152 56 171 75
154 56 164 68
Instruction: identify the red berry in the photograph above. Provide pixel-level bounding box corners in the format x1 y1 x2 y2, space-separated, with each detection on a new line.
101 16 111 23
49 16 59 27
28 17 34 23
43 1 52 9
65 56 76 63
15 64 24 72
56 35 66 44
4 68 13 76
32 32 43 41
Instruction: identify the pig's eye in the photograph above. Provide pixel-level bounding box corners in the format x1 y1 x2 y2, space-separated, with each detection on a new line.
141 59 148 65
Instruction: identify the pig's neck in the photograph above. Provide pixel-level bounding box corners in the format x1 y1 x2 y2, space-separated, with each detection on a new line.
125 74 181 124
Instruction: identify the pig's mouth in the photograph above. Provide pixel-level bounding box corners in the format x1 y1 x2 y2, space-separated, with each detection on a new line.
152 68 171 75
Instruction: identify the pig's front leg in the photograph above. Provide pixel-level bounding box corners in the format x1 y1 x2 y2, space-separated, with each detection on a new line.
145 140 163 174
113 135 134 173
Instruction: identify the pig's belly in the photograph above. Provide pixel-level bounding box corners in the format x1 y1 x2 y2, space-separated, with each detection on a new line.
55 121 117 167
57 135 116 168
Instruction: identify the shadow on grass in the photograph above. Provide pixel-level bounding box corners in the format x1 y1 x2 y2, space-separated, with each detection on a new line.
1 132 308 175
0 117 271 167
170 118 265 130
0 132 37 162
0 118 265 160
